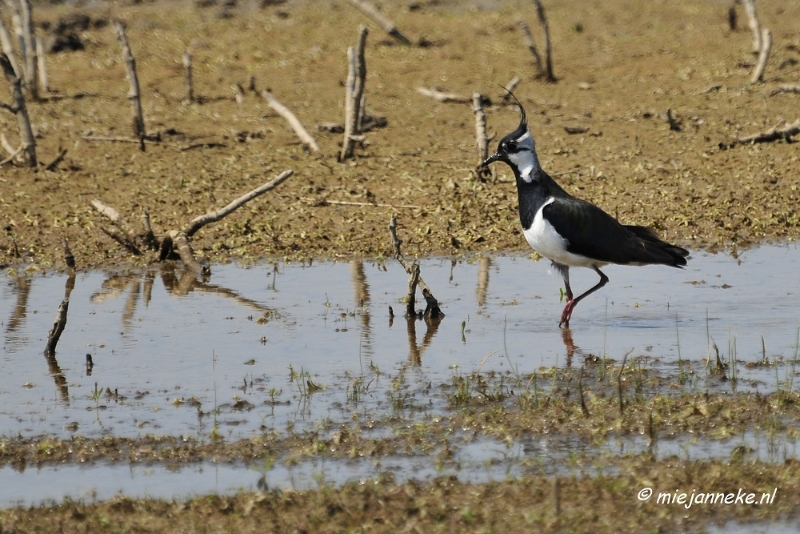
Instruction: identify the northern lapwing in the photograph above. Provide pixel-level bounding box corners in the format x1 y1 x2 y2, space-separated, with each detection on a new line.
481 95 689 328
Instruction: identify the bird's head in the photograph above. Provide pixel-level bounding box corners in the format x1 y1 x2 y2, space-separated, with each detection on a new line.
481 92 540 182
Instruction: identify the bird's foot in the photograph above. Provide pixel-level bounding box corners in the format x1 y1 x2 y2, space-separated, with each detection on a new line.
559 300 575 328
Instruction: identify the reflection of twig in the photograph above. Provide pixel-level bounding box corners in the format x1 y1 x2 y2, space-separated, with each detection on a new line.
388 215 443 318
405 313 441 366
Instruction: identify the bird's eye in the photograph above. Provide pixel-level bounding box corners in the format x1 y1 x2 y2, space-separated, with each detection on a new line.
506 141 517 152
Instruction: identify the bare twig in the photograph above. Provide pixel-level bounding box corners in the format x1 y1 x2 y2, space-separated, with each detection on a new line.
770 84 800 96
183 49 194 103
261 90 321 154
722 118 800 149
388 215 443 318
0 18 21 79
91 198 142 253
44 147 67 171
19 0 38 100
340 26 369 162
472 92 494 180
416 86 470 103
531 0 556 82
750 28 772 83
0 142 22 165
167 230 208 276
184 169 293 236
44 298 69 357
345 0 411 45
113 21 146 144
741 0 761 53
35 36 48 94
517 19 545 78
0 52 36 166
82 134 159 144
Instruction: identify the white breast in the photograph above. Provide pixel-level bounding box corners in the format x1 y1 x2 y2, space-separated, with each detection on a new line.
523 198 602 268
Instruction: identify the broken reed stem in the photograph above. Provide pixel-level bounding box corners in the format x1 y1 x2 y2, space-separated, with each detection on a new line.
472 92 494 180
184 169 293 237
113 21 146 144
0 52 37 166
751 28 772 83
388 215 443 318
0 18 21 79
44 298 69 357
261 90 321 154
617 349 631 416
182 49 194 103
340 26 369 162
532 0 556 82
19 0 37 100
345 0 411 45
741 0 761 54
416 86 470 103
35 36 48 94
516 19 545 78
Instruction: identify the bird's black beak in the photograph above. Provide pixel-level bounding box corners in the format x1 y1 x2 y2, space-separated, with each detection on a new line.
481 152 502 167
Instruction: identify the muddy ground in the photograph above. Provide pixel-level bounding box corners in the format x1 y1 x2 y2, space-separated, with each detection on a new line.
2 0 800 531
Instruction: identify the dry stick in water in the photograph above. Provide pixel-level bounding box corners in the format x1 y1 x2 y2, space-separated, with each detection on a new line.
340 26 368 162
166 230 208 277
751 28 772 83
113 21 146 148
472 92 494 180
0 52 37 166
184 169 294 237
183 49 193 103
261 90 320 154
44 298 69 357
741 0 762 54
345 0 411 45
531 0 556 82
416 86 470 103
388 215 443 318
516 19 545 78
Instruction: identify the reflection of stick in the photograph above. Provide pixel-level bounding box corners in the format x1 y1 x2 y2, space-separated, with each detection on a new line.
388 215 443 318
261 90 320 154
750 28 772 83
345 0 411 45
416 86 469 103
113 21 145 143
44 298 69 356
184 169 293 236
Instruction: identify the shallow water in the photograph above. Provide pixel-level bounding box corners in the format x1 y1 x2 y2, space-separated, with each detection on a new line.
1 243 799 504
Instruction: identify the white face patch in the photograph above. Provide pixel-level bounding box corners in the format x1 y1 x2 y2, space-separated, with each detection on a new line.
506 130 540 182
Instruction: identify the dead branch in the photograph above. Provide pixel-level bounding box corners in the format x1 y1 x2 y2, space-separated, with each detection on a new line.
141 207 158 250
516 19 545 78
182 49 194 103
100 226 141 254
44 298 69 357
91 199 142 253
531 0 556 82
167 230 208 277
770 84 800 96
472 92 494 180
345 0 411 45
340 26 369 162
499 76 521 104
721 118 800 149
261 90 321 154
0 142 22 165
741 0 761 53
416 86 470 103
0 18 21 79
184 169 293 236
82 134 158 144
44 147 67 171
750 28 772 83
35 36 47 94
113 21 146 143
0 52 36 166
18 0 38 100
388 215 443 318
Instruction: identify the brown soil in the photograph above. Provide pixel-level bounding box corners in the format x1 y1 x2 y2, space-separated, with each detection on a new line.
2 0 800 270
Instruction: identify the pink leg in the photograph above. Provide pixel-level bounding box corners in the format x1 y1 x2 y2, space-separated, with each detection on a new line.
559 267 609 328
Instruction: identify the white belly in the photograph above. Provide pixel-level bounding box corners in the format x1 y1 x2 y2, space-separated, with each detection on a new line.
523 198 604 268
